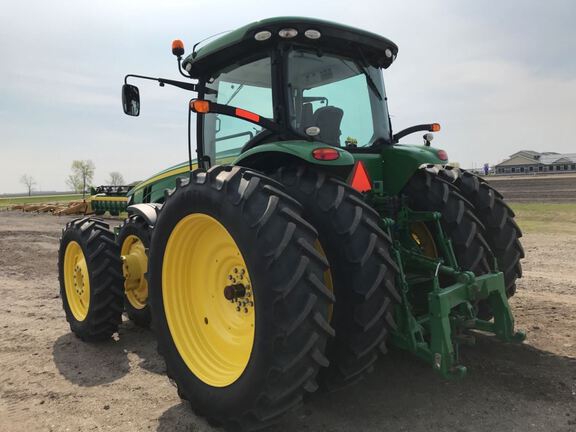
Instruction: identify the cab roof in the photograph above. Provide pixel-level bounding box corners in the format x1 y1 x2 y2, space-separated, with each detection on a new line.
182 16 398 78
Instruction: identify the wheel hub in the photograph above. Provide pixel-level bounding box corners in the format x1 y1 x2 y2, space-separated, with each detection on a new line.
63 240 91 321
73 264 86 295
120 235 148 309
224 266 253 313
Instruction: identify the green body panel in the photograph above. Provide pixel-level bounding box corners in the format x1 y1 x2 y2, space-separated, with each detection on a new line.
380 144 445 195
128 151 238 204
351 144 445 196
127 141 354 205
234 140 355 167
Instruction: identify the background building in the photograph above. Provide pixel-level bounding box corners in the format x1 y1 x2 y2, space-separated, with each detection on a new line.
495 151 576 175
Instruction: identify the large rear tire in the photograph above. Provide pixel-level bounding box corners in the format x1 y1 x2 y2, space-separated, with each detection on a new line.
117 215 152 327
403 169 492 279
148 166 334 431
58 217 124 341
273 166 400 390
439 168 524 297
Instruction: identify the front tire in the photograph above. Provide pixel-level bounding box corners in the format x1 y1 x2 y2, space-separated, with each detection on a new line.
117 215 152 327
58 217 124 341
148 166 334 430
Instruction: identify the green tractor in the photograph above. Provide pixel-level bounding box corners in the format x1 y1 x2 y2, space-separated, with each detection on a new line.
58 17 525 431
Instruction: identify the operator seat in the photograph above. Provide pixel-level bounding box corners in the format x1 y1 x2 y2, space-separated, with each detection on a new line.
311 106 343 146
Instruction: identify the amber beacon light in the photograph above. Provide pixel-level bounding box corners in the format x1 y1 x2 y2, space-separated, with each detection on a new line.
172 39 185 57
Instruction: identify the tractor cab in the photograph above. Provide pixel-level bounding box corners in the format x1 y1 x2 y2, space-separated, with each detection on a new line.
123 17 408 168
182 17 397 165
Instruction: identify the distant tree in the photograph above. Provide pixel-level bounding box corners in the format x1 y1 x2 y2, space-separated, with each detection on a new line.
107 171 125 186
20 174 36 196
66 160 95 196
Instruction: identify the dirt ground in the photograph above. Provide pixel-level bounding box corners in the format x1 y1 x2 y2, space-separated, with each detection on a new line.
0 211 575 432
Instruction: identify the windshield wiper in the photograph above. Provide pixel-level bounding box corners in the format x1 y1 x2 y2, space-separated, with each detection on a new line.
224 84 244 105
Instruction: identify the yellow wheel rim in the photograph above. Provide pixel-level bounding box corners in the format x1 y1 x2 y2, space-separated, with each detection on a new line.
314 240 334 322
63 241 90 321
121 234 148 310
163 213 255 387
410 222 438 258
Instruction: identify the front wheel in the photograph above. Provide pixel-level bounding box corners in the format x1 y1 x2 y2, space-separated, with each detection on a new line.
148 166 334 430
117 215 152 327
58 217 124 341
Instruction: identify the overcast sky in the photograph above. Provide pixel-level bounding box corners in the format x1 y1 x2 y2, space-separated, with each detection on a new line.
1 0 575 193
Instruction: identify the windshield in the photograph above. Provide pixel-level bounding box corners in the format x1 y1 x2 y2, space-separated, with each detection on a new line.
287 49 390 147
203 56 273 163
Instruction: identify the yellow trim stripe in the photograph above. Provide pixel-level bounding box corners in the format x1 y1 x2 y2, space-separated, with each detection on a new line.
133 156 236 192
134 165 196 191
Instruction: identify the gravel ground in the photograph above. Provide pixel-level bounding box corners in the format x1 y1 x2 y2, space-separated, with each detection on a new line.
0 211 575 432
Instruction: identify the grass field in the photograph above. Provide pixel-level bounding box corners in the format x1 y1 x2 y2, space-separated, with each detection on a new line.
510 202 576 234
0 194 83 208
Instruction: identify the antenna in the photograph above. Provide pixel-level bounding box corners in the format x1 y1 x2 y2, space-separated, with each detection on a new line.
191 30 232 58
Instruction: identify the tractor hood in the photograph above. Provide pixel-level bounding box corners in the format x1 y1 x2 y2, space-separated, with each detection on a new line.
183 17 398 78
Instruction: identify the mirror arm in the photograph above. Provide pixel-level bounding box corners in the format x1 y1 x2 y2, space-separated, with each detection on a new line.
124 74 198 92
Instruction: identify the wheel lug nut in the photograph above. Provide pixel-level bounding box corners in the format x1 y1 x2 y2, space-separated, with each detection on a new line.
244 307 248 313
236 306 241 312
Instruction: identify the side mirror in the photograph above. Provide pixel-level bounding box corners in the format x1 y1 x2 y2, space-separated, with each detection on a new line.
122 84 140 116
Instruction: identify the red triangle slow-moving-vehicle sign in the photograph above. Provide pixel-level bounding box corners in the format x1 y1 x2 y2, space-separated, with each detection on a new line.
350 160 372 193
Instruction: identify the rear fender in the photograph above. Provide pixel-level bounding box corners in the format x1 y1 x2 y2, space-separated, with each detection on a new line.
234 141 355 178
379 144 448 195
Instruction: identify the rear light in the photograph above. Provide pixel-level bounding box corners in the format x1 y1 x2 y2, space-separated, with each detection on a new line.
350 160 372 193
437 149 448 161
312 148 339 161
